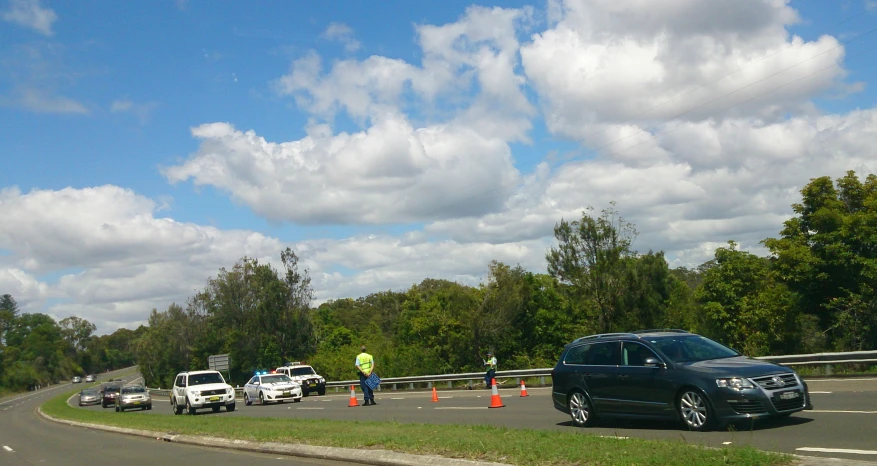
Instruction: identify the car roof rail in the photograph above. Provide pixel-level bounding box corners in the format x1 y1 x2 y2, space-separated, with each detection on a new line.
631 328 691 334
573 332 640 343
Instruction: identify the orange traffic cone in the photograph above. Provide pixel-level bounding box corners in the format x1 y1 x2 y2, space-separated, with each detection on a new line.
431 387 439 402
347 385 359 407
520 380 529 397
488 378 505 408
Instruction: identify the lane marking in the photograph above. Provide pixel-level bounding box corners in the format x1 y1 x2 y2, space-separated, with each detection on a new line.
296 407 324 410
2 446 13 452
797 448 877 455
809 391 832 394
806 377 877 382
434 407 486 410
723 442 732 445
390 397 406 400
810 410 877 414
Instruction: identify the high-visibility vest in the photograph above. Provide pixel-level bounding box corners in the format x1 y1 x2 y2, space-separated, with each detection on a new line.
357 352 374 375
487 356 497 370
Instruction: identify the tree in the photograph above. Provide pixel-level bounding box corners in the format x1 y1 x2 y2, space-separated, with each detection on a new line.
59 316 96 352
0 294 18 344
546 204 638 333
696 241 798 355
763 171 877 351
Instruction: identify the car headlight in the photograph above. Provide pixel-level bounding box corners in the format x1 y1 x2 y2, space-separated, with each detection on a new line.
716 378 754 389
226 388 233 394
190 390 201 396
319 377 325 383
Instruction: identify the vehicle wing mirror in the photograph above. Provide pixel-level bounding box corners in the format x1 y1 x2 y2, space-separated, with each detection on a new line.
643 357 666 368
254 381 260 385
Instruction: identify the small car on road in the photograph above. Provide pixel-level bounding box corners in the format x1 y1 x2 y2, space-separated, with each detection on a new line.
171 370 236 415
274 363 326 396
72 376 82 383
78 388 101 406
244 373 302 405
552 329 813 431
85 374 96 383
115 385 152 411
101 384 121 408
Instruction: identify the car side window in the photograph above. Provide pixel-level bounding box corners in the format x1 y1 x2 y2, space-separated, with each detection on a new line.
622 342 659 366
564 344 590 365
247 376 257 385
585 342 619 366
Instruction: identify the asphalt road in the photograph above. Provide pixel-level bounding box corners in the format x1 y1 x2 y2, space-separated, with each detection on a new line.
0 372 353 466
83 377 877 464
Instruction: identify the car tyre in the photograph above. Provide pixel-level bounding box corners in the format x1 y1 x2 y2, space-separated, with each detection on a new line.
244 393 252 406
186 397 196 415
146 405 152 410
212 406 220 413
301 385 310 397
259 392 266 405
317 386 326 396
293 397 302 403
568 390 596 427
172 398 183 415
226 403 235 412
678 389 713 431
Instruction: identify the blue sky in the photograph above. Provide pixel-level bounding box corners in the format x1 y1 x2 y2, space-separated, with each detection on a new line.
2 0 877 333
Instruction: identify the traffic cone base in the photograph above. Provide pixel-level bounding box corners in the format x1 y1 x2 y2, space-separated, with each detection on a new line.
488 378 505 408
347 385 359 407
431 387 439 402
520 380 529 397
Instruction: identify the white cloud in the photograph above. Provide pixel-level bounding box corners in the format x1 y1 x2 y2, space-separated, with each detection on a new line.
12 87 88 114
521 0 846 141
110 99 159 124
2 0 57 36
161 116 520 224
321 22 361 53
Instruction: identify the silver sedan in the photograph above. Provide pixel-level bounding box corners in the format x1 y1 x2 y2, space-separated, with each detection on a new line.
78 388 101 406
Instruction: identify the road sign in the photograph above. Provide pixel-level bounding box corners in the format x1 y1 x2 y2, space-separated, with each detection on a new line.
208 354 230 372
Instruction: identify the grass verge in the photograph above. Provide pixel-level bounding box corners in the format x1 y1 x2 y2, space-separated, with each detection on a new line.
43 387 792 466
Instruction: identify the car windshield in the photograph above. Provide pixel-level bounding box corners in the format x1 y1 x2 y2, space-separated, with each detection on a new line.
122 386 146 394
104 386 120 392
649 336 739 363
81 389 97 395
261 374 293 384
288 367 316 376
189 373 225 385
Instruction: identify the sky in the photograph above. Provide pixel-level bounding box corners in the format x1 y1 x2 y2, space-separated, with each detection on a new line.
2 0 877 335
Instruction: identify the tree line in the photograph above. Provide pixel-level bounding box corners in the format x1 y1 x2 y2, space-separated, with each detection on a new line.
4 171 876 389
0 294 140 393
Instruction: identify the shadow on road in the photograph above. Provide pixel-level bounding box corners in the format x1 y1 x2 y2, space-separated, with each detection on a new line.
555 415 814 432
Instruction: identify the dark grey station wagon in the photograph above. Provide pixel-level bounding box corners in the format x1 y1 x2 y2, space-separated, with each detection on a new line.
551 330 813 431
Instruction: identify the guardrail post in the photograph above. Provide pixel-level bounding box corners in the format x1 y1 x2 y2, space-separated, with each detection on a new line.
447 381 452 389
516 377 521 385
468 380 473 390
825 364 833 376
427 382 432 389
409 383 414 390
392 383 397 391
540 377 545 386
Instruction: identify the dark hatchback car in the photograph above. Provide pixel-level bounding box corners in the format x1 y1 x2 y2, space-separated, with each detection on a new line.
552 330 813 431
101 385 121 408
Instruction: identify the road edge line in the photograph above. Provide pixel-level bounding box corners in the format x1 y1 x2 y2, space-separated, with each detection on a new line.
35 406 510 466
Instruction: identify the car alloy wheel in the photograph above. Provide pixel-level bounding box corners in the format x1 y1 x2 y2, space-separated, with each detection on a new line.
679 389 712 431
244 393 252 406
259 392 265 405
568 391 595 427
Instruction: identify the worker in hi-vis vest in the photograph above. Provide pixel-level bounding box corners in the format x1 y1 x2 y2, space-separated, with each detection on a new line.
483 351 497 389
355 345 376 406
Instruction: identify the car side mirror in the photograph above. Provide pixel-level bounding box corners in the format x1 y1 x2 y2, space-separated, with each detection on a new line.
254 382 260 386
643 357 666 368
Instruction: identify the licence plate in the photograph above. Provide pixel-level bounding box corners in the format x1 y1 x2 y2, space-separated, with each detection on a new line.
283 391 290 396
778 391 800 400
133 401 140 405
209 396 220 402
309 383 316 387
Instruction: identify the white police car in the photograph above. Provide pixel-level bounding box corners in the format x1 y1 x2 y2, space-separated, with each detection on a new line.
274 362 326 396
243 372 303 405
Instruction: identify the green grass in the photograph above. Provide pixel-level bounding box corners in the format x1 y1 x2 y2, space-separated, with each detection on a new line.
43 387 792 466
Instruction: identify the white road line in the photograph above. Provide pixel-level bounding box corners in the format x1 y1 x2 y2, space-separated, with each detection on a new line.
2 446 13 452
434 407 486 410
797 448 877 455
390 397 406 400
438 396 454 399
296 407 324 410
806 377 877 382
809 391 833 394
810 410 877 414
723 442 732 445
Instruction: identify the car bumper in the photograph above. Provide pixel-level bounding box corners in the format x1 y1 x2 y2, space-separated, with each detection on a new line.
264 389 303 401
712 384 811 421
79 399 101 405
189 394 236 408
119 400 152 409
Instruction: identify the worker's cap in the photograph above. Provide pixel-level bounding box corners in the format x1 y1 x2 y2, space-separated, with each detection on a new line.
360 345 367 351
487 351 493 355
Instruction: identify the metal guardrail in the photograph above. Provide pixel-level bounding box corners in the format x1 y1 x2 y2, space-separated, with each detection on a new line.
146 350 877 394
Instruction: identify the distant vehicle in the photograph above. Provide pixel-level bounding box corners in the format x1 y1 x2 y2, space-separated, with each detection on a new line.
244 373 302 405
274 363 326 396
85 375 96 383
101 385 121 408
72 376 82 384
115 385 152 411
171 370 236 415
78 388 101 406
551 329 813 431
